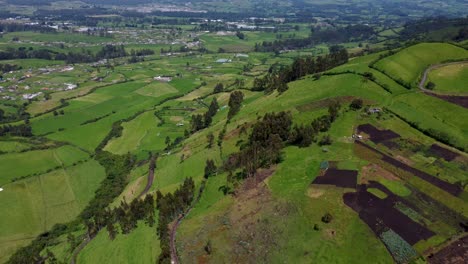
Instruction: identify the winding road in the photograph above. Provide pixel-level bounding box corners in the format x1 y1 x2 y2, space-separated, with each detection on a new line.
418 61 468 92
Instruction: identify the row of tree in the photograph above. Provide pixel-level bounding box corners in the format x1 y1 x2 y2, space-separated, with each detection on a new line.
254 25 374 52
0 45 137 64
0 63 21 73
253 47 348 93
0 123 32 137
156 177 195 263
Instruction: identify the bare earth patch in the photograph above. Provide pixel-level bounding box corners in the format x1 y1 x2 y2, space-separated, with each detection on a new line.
360 164 399 184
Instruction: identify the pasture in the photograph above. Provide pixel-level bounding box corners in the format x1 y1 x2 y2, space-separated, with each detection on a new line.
374 43 468 87
426 62 468 94
0 160 105 262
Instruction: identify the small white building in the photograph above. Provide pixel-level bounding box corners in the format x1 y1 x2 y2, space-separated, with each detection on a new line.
154 76 172 82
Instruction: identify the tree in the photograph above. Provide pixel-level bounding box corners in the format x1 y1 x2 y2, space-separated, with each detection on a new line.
214 83 224 93
349 98 363 110
236 31 245 40
207 132 214 148
204 240 212 254
209 98 219 114
426 81 436 90
328 101 341 122
191 114 204 132
321 213 333 223
227 91 244 120
106 221 117 240
204 159 217 178
319 134 333 146
165 136 171 148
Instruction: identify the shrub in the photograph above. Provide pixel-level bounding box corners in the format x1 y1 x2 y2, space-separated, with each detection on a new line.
321 213 333 223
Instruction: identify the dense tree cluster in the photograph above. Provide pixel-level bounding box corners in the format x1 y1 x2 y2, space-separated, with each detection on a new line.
0 44 141 64
0 123 33 137
255 25 374 52
253 47 348 93
80 151 135 223
156 178 195 264
0 22 56 33
191 98 219 132
0 63 21 73
0 47 58 61
399 17 468 41
108 194 155 238
228 103 341 177
228 112 291 176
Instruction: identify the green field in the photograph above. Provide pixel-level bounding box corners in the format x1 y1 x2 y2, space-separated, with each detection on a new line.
374 43 468 87
77 222 160 264
0 160 105 263
426 62 468 94
0 145 89 185
1 12 468 263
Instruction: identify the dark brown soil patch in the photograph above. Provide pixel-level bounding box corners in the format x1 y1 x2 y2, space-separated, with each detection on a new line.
343 184 435 245
382 140 399 150
356 141 463 196
296 96 356 112
428 235 468 264
357 124 400 144
313 169 358 189
429 144 460 161
426 92 468 109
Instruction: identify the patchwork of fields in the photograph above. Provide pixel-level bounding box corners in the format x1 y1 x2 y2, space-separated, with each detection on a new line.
1 35 467 264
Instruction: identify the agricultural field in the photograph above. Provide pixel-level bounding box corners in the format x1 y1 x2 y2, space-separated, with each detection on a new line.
425 62 468 94
0 5 467 264
374 43 468 87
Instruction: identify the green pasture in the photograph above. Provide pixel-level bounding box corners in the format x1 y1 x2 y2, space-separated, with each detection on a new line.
374 43 468 87
0 160 105 262
77 221 160 264
426 62 468 94
0 145 89 185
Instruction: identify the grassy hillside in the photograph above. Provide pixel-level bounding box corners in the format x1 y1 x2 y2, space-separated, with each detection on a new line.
374 43 468 87
426 62 468 94
0 160 105 262
2 39 468 264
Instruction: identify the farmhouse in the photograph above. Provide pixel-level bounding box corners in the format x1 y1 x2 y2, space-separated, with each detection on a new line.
235 53 249 58
154 76 172 82
22 92 42 100
64 83 77 90
216 58 231 63
368 107 381 113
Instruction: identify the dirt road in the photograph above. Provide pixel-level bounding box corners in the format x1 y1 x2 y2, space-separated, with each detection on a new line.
418 61 468 92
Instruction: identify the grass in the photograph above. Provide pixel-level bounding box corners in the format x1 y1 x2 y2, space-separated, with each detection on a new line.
368 188 388 199
374 43 468 87
426 62 468 94
378 179 411 197
0 140 33 152
3 38 468 263
104 110 186 159
0 160 105 262
0 145 89 185
77 220 160 264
